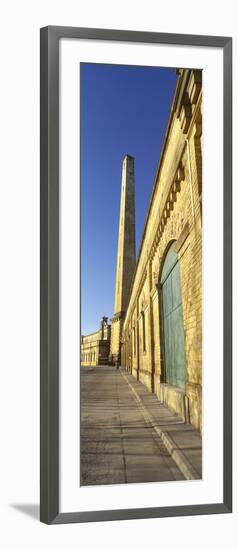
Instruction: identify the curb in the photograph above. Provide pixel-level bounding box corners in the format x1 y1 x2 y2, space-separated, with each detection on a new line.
120 369 200 481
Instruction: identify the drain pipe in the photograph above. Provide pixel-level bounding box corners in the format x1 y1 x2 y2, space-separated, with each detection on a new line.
184 394 190 424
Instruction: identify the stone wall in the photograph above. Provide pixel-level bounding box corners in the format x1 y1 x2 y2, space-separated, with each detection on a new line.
121 70 202 431
110 316 123 364
81 319 111 366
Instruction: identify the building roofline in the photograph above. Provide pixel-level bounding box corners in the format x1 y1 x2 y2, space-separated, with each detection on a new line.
81 330 99 338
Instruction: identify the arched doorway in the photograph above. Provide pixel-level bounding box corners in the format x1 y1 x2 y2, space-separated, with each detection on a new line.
160 244 186 389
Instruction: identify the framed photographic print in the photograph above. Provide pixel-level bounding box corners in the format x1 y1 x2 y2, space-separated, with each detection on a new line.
40 26 232 524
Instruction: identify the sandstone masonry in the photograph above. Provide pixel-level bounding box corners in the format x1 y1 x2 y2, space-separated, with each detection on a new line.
121 69 202 431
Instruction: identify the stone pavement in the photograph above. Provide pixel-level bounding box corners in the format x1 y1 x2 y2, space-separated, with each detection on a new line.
80 366 202 486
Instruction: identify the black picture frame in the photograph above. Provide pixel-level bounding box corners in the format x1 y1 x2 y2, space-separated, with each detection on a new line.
40 25 232 524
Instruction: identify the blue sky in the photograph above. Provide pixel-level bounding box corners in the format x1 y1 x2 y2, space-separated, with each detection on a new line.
81 63 177 335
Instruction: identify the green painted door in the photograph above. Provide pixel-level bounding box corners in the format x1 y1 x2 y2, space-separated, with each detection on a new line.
161 246 186 388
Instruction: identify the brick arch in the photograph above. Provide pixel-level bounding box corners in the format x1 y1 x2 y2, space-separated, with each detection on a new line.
154 238 177 289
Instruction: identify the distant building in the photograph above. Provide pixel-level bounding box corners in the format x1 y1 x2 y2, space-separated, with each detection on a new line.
81 317 111 366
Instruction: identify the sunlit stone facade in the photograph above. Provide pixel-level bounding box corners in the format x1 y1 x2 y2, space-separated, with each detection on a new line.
121 69 202 430
81 317 111 366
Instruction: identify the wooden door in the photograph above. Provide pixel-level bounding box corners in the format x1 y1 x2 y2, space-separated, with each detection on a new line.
161 246 186 388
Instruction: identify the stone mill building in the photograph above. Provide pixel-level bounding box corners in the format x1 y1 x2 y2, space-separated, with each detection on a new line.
81 68 202 432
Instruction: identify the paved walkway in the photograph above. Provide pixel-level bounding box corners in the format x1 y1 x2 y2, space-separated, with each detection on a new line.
80 366 202 486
